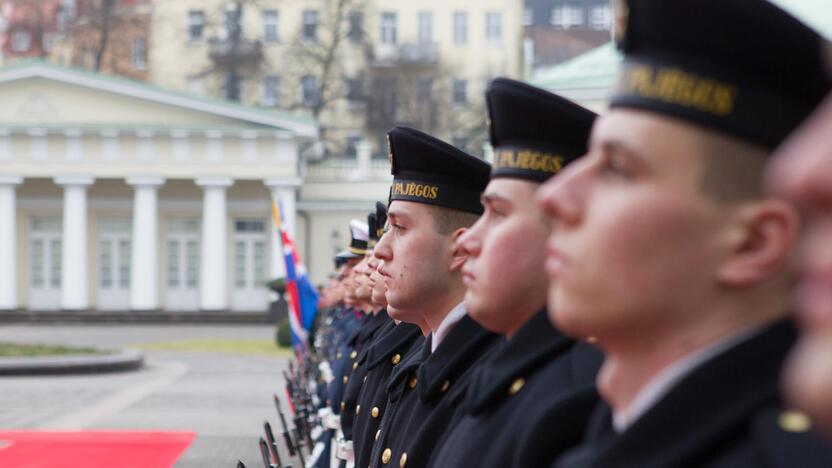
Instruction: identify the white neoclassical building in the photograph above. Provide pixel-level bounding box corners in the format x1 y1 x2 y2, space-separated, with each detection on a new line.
0 61 317 313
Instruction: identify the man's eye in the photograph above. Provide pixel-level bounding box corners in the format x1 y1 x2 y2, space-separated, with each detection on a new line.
489 208 506 219
600 154 631 178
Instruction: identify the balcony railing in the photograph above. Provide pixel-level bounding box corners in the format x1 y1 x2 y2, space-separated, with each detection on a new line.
208 38 263 65
370 42 439 67
305 157 392 181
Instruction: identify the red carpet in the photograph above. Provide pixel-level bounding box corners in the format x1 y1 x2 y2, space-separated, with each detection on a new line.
0 431 195 468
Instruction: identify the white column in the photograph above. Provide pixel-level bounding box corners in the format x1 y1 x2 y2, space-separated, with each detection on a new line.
356 140 372 175
55 175 94 311
197 177 233 311
0 175 23 310
127 176 165 311
265 177 302 278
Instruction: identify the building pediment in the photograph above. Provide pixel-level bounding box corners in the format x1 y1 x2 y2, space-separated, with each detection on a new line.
0 61 317 138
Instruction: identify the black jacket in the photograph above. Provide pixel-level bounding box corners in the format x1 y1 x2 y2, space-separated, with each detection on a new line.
341 309 393 439
553 319 832 468
369 314 501 468
429 309 603 468
353 321 425 468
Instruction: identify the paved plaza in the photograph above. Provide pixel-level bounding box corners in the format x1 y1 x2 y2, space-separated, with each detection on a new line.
0 323 296 468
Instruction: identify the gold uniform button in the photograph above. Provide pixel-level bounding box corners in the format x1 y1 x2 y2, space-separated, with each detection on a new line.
375 429 381 441
400 452 408 468
340 401 345 411
353 362 359 370
355 404 361 415
508 377 526 396
371 406 380 418
381 448 392 464
408 376 418 389
343 375 349 384
351 350 358 358
779 410 812 433
440 379 451 393
391 354 401 365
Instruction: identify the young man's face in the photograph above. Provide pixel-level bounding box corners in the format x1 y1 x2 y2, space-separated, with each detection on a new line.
457 179 550 335
537 109 728 344
353 257 372 301
367 254 388 308
341 260 360 305
374 201 457 323
768 93 832 434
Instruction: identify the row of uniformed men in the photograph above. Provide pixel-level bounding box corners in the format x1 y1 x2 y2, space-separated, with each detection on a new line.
305 1 832 467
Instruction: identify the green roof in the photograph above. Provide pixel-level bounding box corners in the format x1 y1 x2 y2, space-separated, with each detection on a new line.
529 42 620 91
530 0 832 94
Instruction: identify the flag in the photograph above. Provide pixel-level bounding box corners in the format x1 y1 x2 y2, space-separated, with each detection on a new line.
272 199 319 354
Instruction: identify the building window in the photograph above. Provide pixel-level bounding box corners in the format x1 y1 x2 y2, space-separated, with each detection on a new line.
344 77 363 104
348 11 364 44
302 10 318 42
222 8 242 40
379 78 397 120
380 12 397 45
414 79 432 102
522 7 533 26
452 11 467 45
485 12 502 45
417 12 433 44
590 5 612 30
234 219 266 232
301 75 319 107
132 37 146 70
187 10 205 41
263 10 279 42
345 134 362 158
551 4 585 29
452 79 467 106
42 32 55 52
261 75 280 107
11 30 31 52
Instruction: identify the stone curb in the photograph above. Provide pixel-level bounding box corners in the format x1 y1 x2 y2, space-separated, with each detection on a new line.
0 311 274 324
0 350 145 375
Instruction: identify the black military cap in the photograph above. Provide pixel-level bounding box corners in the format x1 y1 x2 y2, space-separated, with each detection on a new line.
367 212 379 249
375 201 388 239
487 78 597 183
387 126 490 214
611 0 831 150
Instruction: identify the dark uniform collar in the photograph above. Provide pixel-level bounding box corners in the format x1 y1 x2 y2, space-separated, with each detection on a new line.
365 321 423 370
464 309 575 414
386 335 432 401
585 319 797 468
350 309 391 349
416 314 499 402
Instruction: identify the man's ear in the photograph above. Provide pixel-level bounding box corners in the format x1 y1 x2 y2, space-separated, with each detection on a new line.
449 227 470 272
717 199 799 286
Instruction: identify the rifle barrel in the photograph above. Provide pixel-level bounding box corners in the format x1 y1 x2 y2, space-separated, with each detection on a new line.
259 437 276 468
274 394 297 456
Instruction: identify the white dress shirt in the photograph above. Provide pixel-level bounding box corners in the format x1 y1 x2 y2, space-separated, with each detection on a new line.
430 302 467 353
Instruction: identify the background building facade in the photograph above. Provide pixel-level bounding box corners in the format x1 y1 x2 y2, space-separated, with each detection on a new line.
0 62 315 312
0 0 525 311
